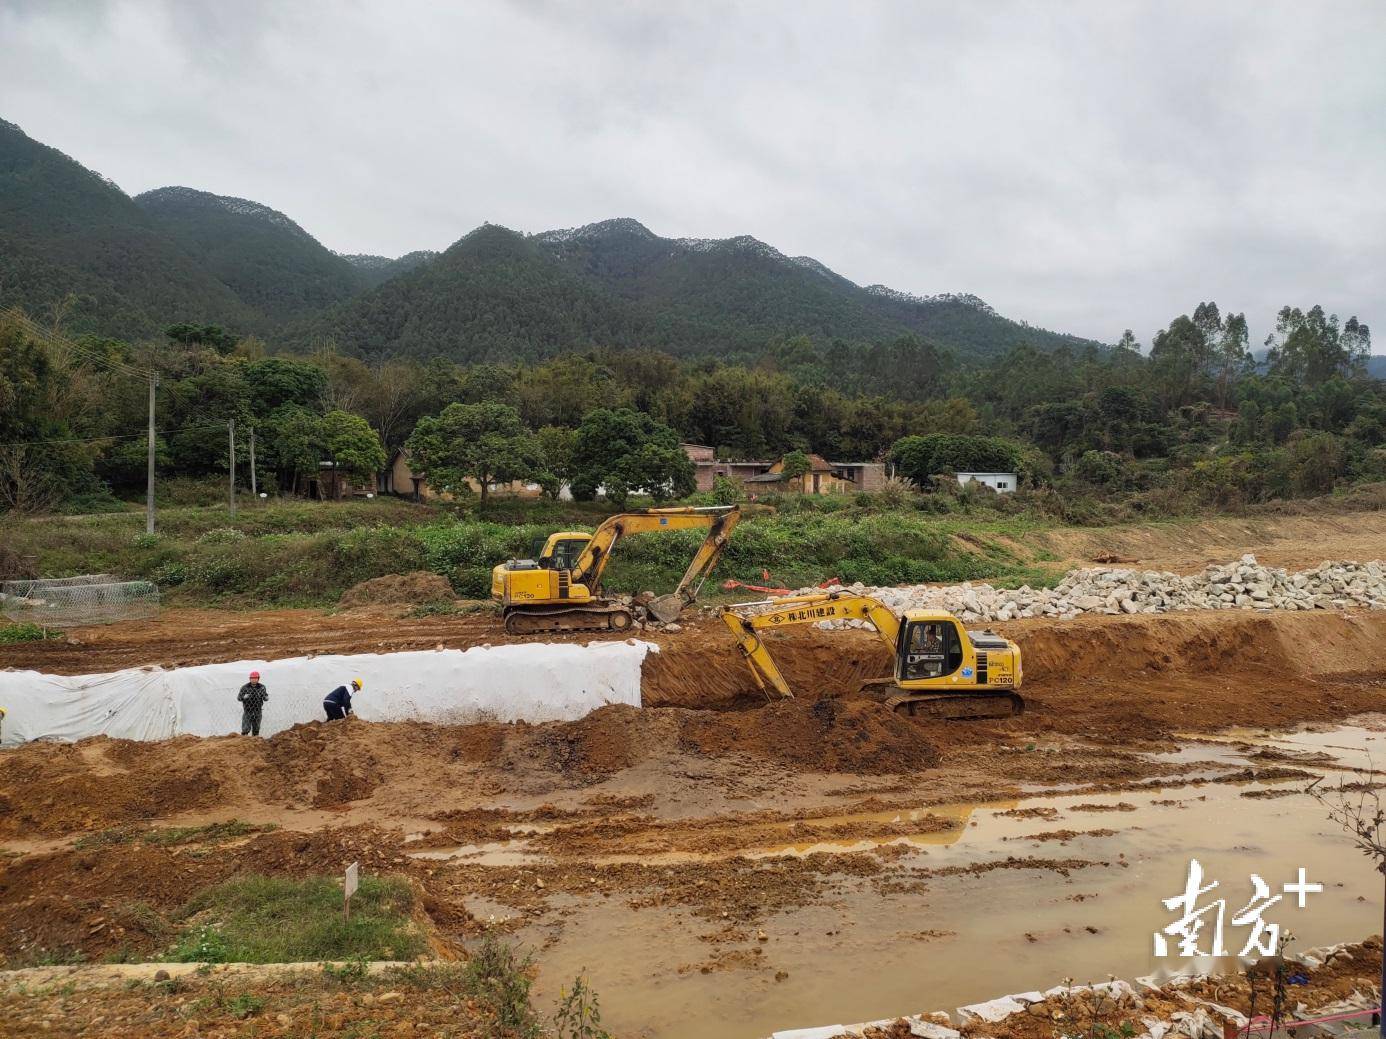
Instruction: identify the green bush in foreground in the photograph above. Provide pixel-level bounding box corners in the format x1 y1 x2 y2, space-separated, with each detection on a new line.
0 623 59 644
166 875 423 964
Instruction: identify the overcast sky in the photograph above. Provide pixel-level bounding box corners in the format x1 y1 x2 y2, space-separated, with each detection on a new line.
3 0 1383 347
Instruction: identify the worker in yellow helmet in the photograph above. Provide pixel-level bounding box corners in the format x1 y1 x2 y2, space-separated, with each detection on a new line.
323 678 362 721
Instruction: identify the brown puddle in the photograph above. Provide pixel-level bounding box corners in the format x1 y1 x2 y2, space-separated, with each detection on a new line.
509 721 1384 1039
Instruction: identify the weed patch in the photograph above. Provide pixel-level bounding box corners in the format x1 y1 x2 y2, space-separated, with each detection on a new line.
0 622 59 644
166 875 423 964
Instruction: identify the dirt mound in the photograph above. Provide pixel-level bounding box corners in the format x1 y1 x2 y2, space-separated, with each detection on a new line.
501 705 684 780
232 824 409 876
0 841 227 965
502 698 939 779
0 739 223 839
339 570 457 608
990 609 1386 740
0 721 493 840
1001 609 1386 685
641 624 892 709
680 698 940 774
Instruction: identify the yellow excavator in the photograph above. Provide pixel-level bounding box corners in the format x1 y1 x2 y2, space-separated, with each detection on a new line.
491 505 740 635
720 589 1023 719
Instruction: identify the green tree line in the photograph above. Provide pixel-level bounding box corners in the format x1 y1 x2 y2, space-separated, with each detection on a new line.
0 298 1380 516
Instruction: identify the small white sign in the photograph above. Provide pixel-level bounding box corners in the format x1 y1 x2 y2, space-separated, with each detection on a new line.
344 861 359 901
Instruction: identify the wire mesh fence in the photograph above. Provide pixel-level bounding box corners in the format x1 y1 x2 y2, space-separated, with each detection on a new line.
2 574 117 597
1 576 160 628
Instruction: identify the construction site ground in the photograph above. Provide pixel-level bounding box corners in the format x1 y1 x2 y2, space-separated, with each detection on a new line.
2 509 1384 1038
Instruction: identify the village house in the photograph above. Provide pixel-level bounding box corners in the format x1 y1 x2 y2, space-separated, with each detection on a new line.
307 462 363 501
954 471 1018 493
682 445 886 495
379 448 545 501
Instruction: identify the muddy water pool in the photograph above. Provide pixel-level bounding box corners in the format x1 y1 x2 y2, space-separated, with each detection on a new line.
519 724 1382 1038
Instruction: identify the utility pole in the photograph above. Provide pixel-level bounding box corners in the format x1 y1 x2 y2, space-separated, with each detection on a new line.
146 372 157 534
229 418 237 518
248 426 257 498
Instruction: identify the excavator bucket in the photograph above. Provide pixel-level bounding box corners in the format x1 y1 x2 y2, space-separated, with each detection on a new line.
645 593 685 624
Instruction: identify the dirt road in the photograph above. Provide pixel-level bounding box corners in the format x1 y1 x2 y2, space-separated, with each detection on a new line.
1039 506 1386 573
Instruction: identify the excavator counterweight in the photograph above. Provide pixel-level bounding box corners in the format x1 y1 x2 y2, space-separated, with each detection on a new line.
720 590 1023 720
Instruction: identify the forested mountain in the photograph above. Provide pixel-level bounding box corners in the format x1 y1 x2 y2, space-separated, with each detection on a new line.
536 218 1097 358
0 119 254 338
307 224 642 361
858 285 1098 357
311 217 1104 362
135 186 363 323
339 250 440 289
1 118 1104 360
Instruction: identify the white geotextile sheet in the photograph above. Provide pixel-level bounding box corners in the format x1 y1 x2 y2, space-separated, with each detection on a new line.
0 640 654 745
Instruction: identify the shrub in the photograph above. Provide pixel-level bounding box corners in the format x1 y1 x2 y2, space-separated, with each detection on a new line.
196 527 247 547
464 935 539 1034
710 476 744 506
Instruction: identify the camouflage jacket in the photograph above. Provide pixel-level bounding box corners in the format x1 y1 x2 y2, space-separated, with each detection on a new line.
237 682 269 711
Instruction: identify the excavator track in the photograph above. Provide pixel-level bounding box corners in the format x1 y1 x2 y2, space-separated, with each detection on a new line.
503 604 635 636
859 678 1024 720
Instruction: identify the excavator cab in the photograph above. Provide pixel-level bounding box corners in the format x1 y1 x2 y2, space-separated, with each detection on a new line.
536 535 588 571
898 619 963 681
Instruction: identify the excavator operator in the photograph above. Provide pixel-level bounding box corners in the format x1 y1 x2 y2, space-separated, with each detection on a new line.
907 623 947 678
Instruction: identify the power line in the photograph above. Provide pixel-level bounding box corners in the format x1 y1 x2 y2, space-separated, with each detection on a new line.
2 308 153 380
0 423 236 450
8 313 151 380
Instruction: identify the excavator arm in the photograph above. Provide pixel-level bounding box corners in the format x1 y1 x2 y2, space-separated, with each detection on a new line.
571 505 739 608
719 591 902 698
648 507 741 622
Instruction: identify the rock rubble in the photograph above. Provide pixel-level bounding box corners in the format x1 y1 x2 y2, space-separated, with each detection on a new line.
783 555 1386 626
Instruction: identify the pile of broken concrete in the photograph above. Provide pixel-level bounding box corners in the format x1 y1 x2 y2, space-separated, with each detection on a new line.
793 555 1386 625
767 941 1380 1039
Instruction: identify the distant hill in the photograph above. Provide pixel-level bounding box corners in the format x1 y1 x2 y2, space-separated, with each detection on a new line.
0 119 254 338
312 217 1103 362
308 224 640 361
135 186 363 324
1 120 1107 360
1368 355 1386 379
338 250 439 289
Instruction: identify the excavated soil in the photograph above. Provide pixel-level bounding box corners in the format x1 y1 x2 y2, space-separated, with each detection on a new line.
338 570 457 608
4 512 1386 1033
0 962 507 1039
2 609 1384 845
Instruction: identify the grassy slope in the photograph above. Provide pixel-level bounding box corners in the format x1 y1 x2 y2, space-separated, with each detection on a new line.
13 484 1380 609
2 494 1067 608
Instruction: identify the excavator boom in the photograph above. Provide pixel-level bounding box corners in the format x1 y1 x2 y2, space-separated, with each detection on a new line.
647 507 741 622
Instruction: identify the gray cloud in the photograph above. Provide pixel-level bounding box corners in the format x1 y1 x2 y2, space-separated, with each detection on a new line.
2 0 1382 346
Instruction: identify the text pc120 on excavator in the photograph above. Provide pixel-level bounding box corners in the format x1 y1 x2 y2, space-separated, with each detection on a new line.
491 505 740 635
720 589 1024 720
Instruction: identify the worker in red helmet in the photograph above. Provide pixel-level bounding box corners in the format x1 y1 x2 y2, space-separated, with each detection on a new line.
237 670 269 736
